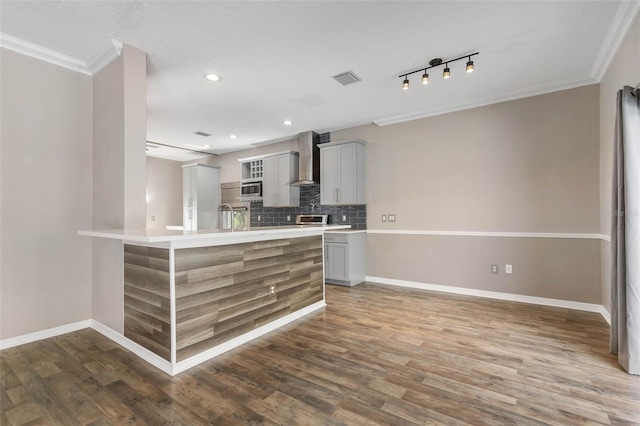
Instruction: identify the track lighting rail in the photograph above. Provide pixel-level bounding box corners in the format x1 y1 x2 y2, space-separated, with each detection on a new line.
398 52 479 79
399 52 479 89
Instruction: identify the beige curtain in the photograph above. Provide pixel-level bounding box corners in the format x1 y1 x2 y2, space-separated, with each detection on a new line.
610 85 640 375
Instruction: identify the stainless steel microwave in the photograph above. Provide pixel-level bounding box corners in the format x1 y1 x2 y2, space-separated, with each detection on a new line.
241 181 262 201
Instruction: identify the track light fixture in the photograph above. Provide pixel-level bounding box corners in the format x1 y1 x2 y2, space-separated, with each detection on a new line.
399 52 478 89
422 71 429 85
466 56 474 73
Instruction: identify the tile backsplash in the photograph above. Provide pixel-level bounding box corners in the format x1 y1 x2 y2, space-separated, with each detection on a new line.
249 185 367 229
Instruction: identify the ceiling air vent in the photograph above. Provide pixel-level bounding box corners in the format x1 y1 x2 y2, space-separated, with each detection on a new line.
332 71 361 86
194 131 211 137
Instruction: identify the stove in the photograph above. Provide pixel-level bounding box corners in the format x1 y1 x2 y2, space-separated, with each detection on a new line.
295 214 329 226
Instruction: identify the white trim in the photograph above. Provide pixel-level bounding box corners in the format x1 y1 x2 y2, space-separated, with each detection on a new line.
169 246 177 365
0 33 89 74
591 1 640 81
0 319 92 350
366 276 605 314
173 300 326 375
85 38 123 74
600 306 612 325
600 234 612 242
373 77 597 127
366 229 606 240
0 33 122 75
90 320 173 375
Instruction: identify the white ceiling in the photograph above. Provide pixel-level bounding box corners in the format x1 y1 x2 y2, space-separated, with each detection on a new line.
1 1 637 156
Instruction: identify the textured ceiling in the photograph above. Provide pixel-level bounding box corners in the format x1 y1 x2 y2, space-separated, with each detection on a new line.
0 1 634 155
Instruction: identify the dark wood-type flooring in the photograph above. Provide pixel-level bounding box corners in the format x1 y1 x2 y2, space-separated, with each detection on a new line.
1 283 639 425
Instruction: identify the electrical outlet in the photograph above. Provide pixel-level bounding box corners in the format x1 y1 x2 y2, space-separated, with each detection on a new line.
506 264 512 274
269 284 276 295
388 214 396 222
491 265 499 274
151 216 156 221
342 215 347 222
286 215 291 221
258 215 261 222
381 214 387 222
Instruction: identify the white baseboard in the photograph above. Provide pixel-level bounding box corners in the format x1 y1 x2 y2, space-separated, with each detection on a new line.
0 289 608 364
0 302 326 375
173 300 326 375
366 276 608 317
600 306 612 325
0 319 92 350
90 320 173 375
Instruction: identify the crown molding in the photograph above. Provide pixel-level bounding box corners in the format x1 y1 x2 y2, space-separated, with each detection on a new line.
0 33 122 75
0 33 89 74
373 76 597 127
85 38 123 74
590 0 640 81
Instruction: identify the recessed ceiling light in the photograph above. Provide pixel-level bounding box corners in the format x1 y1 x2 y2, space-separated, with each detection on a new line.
205 73 220 81
283 120 293 126
185 143 211 149
230 134 238 139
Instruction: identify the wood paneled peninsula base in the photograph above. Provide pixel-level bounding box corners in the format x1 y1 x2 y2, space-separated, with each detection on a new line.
79 225 349 375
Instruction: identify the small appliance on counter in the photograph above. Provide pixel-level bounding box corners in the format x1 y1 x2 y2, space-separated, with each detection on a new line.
296 214 329 226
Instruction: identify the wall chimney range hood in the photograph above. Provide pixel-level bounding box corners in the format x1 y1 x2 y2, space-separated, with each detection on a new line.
291 131 321 186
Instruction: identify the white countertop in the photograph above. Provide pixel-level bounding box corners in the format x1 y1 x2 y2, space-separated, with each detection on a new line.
324 228 367 234
78 224 351 247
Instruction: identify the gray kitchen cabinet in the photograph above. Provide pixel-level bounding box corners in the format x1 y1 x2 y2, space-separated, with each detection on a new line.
319 140 366 205
182 163 220 231
324 231 366 286
263 152 300 207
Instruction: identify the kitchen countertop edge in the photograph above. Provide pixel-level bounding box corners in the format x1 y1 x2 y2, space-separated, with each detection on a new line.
78 225 352 244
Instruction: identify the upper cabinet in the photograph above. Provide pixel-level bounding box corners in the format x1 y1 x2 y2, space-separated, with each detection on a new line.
240 158 263 182
263 152 300 207
319 140 366 205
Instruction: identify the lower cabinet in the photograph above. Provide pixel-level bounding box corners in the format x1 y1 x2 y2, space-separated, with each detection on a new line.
324 231 366 286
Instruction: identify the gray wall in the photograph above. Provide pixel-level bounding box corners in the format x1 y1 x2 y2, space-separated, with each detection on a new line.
599 12 640 314
92 45 147 332
332 85 602 303
0 48 93 339
146 157 183 229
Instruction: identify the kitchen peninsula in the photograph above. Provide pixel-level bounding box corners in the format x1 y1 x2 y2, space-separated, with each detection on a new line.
79 225 349 375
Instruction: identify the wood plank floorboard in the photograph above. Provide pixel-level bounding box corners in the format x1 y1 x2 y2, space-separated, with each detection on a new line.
2 283 639 425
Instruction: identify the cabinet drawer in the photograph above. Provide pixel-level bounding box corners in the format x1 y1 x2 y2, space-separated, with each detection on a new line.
324 233 348 243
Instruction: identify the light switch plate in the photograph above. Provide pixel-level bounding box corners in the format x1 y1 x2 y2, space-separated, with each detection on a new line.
506 264 512 274
381 214 387 222
389 214 396 222
491 265 499 274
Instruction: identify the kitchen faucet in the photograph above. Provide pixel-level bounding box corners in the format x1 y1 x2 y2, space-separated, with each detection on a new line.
218 203 235 231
